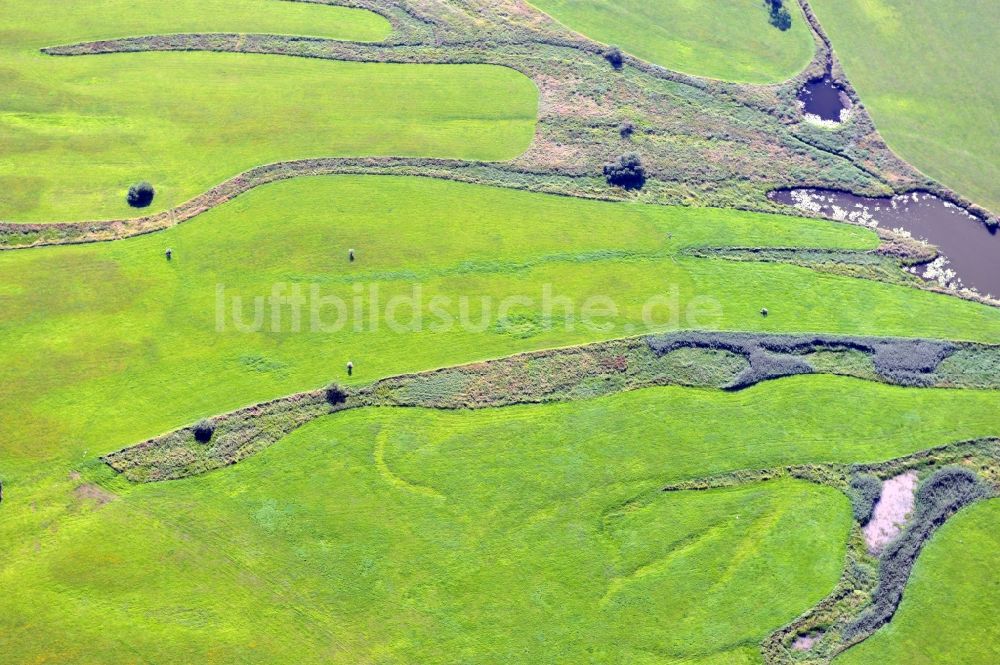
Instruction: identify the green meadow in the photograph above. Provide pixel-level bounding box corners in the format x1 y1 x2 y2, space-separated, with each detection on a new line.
811 0 1000 213
5 176 1000 472
1 1 998 661
838 499 1000 664
528 0 815 82
0 0 536 221
5 377 1000 663
9 0 392 44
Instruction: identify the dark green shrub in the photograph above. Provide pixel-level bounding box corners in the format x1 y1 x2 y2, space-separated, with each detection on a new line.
193 419 215 444
727 350 812 389
325 383 348 406
604 45 624 70
619 120 635 139
645 332 961 389
126 181 155 208
766 1 792 30
872 339 954 385
769 7 792 30
911 467 988 513
848 473 882 525
603 153 646 190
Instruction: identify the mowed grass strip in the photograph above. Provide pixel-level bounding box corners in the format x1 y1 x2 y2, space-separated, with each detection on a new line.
1 176 1000 466
811 0 1000 213
837 499 1000 665
528 0 815 83
6 376 1000 662
0 0 535 221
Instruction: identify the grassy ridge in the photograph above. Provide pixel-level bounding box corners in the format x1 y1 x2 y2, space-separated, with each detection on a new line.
5 377 1000 661
811 0 1000 214
528 0 815 82
838 499 1000 664
5 177 1000 468
0 0 536 221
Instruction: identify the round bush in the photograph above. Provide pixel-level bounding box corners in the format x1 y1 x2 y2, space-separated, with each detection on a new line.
126 181 155 208
325 383 348 406
603 153 646 190
848 473 882 525
604 46 624 70
193 419 215 444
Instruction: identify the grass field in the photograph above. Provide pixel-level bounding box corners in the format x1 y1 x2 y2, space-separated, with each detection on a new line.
838 499 1000 664
528 0 815 82
5 376 1000 662
811 0 1000 214
9 0 392 44
2 1 999 656
5 176 1000 470
0 0 536 221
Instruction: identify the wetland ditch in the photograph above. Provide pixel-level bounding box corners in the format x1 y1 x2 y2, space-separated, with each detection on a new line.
771 188 1000 297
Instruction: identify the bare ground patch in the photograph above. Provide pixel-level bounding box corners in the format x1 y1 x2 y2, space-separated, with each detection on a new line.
791 634 820 651
863 471 917 553
73 483 117 507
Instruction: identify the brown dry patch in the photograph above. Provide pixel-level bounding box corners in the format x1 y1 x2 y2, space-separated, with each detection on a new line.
507 0 546 20
490 0 557 29
513 135 589 170
73 483 117 507
533 74 607 119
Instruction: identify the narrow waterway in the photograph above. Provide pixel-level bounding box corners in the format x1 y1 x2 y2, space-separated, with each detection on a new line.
770 189 1000 297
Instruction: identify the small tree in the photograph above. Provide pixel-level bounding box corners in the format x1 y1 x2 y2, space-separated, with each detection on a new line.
604 45 624 70
126 181 155 208
325 383 348 406
766 0 792 30
770 7 792 30
618 120 636 139
603 152 646 190
193 419 215 444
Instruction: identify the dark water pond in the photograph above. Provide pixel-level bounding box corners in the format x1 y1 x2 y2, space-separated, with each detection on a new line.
798 76 848 122
770 189 1000 297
